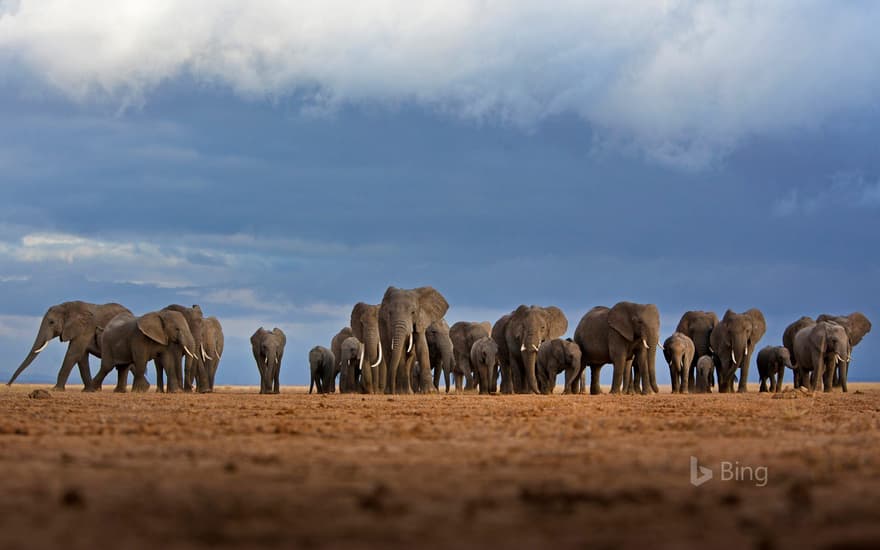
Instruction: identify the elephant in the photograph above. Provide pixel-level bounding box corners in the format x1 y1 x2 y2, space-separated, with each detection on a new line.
449 321 492 392
378 286 449 394
675 311 718 391
573 302 660 395
196 316 223 393
161 304 205 393
469 337 499 394
536 338 582 395
793 321 850 392
816 312 871 391
426 319 454 393
8 301 132 391
495 305 568 394
92 310 196 393
351 303 386 394
709 309 766 393
663 332 695 394
331 327 354 391
339 336 363 393
694 355 715 393
756 346 792 393
782 316 816 387
251 327 286 394
308 346 336 394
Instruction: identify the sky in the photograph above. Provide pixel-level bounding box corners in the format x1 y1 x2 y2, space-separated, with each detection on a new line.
0 1 878 387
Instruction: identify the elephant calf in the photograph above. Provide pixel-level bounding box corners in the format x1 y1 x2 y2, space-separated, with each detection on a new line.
252 327 286 394
536 339 582 395
469 336 499 394
338 336 363 393
694 355 715 394
756 346 792 393
308 345 337 394
663 332 695 394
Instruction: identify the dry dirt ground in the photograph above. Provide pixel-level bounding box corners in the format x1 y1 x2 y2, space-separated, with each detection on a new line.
1 383 879 550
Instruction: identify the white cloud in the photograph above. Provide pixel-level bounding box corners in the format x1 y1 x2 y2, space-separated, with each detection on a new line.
2 1 879 168
773 172 880 216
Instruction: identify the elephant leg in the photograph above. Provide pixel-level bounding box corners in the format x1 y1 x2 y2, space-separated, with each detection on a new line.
823 362 834 393
444 363 451 393
415 336 436 394
113 365 130 393
500 363 512 394
590 365 603 395
54 341 89 391
432 362 441 391
737 354 751 393
273 367 280 394
840 361 849 393
622 357 634 395
759 377 768 392
670 365 678 394
131 361 151 393
308 372 315 394
687 361 696 392
183 355 195 392
155 358 165 393
77 353 95 392
90 355 115 392
679 370 688 394
164 353 183 393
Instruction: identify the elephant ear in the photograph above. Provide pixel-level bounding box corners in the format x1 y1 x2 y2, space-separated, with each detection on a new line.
745 308 766 342
478 321 492 339
846 312 872 346
350 302 372 341
61 309 93 342
137 312 168 345
272 328 286 347
608 302 636 341
543 306 568 339
415 287 449 331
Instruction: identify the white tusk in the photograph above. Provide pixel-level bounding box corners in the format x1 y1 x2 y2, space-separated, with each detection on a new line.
264 356 268 365
371 342 382 368
406 334 414 353
642 339 649 349
183 346 194 358
358 345 364 372
33 339 52 354
835 354 842 363
201 344 209 361
731 349 737 366
531 345 539 352
709 346 714 353
744 347 748 357
520 343 526 352
657 343 664 351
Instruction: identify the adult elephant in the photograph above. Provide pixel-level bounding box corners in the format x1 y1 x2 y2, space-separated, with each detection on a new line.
794 321 850 392
492 315 513 393
351 303 386 394
8 301 131 391
251 328 286 394
196 316 224 393
92 310 196 393
783 316 815 387
709 309 766 393
378 286 449 394
426 319 454 393
675 311 718 391
449 321 491 392
816 312 871 391
496 305 568 394
162 304 205 393
331 327 354 391
339 336 363 393
573 302 661 395
663 332 695 394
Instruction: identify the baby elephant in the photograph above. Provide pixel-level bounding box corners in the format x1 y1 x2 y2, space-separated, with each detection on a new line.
338 336 363 393
536 338 582 395
663 332 695 394
308 345 337 394
469 337 499 394
694 355 715 394
756 346 792 393
251 327 286 394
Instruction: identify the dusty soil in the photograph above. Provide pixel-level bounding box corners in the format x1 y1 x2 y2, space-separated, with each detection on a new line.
1 383 879 549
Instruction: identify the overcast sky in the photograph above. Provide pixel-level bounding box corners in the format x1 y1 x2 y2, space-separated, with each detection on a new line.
1 1 877 387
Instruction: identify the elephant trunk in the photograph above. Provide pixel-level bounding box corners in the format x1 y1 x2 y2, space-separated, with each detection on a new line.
387 321 410 393
522 349 540 394
8 321 57 385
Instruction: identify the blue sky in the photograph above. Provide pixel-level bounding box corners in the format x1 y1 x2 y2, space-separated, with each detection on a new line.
0 1 878 386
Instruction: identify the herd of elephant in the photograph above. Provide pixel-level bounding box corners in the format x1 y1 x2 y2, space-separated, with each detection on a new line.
5 287 872 396
308 286 872 395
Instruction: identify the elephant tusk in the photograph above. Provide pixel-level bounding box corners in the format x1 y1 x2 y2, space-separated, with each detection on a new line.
33 339 52 354
709 346 714 353
520 344 526 352
358 345 364 372
371 342 382 368
264 356 268 365
744 347 749 357
201 344 211 361
731 349 737 366
406 334 414 353
531 345 539 352
835 354 842 363
657 343 664 351
642 339 649 349
183 346 195 358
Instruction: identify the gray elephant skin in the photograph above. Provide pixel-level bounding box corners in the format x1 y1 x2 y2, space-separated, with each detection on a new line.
309 346 337 394
351 303 386 394
816 312 871 391
536 338 582 395
494 305 568 394
469 336 499 394
8 301 132 391
694 355 715 393
252 327 286 394
339 336 363 393
675 311 718 391
449 321 492 392
426 319 454 393
709 309 766 393
756 346 792 393
782 316 815 387
92 310 196 393
378 286 449 394
331 327 354 392
793 321 849 392
197 316 223 393
663 332 695 394
161 304 205 394
573 302 660 395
